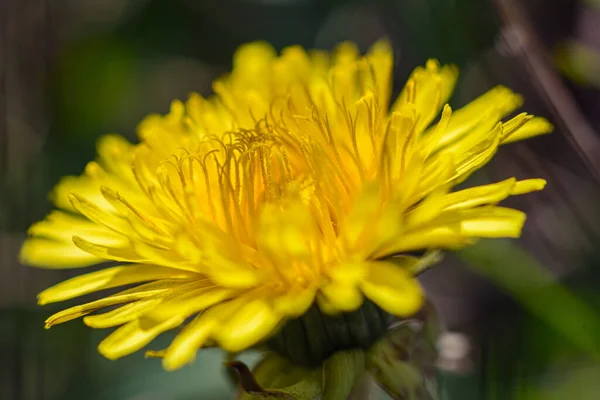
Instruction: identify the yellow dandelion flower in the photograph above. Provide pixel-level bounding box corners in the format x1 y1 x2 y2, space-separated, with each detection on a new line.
20 40 552 371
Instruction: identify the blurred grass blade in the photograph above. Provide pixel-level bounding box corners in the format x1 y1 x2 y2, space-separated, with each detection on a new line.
457 239 600 359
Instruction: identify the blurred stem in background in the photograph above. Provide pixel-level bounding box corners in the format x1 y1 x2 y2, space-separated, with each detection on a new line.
459 240 600 362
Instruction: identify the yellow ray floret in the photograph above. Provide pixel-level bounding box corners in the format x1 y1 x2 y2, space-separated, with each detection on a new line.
20 40 552 371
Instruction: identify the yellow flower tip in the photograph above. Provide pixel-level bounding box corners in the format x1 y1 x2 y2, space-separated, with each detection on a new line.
43 314 63 329
502 116 554 144
359 261 425 317
145 349 167 359
98 345 121 361
162 349 199 371
18 243 31 266
37 295 49 306
321 282 364 313
99 185 118 200
492 85 516 96
25 222 40 237
368 39 392 54
425 58 441 71
328 262 368 284
234 41 276 64
441 103 452 115
170 99 185 115
528 117 554 136
67 192 81 208
82 316 102 328
538 180 548 190
162 358 185 372
512 178 547 195
334 41 360 57
95 133 128 154
19 238 99 269
217 340 251 355
316 294 342 316
71 235 85 248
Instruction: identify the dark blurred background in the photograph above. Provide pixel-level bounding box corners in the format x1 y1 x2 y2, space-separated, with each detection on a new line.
2 0 600 399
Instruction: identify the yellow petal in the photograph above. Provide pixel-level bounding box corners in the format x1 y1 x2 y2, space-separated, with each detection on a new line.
43 280 178 327
378 206 528 257
204 261 260 289
257 200 318 260
50 175 114 214
499 112 532 141
68 193 131 235
363 40 393 110
132 239 197 272
27 210 125 246
186 93 230 134
274 287 317 317
328 262 368 284
84 298 164 328
392 60 458 134
512 178 547 195
316 292 340 315
83 160 152 210
381 108 418 187
232 41 276 85
442 178 546 212
19 238 103 268
37 264 197 304
330 47 359 106
320 281 363 312
98 316 185 360
95 134 136 183
425 86 522 151
502 116 553 144
360 261 424 317
333 41 360 65
136 111 187 154
217 299 281 353
374 225 471 258
72 235 147 263
415 153 455 202
449 122 503 182
457 207 527 238
404 185 451 229
341 185 383 249
421 104 453 157
141 287 234 323
100 186 173 237
200 236 262 288
442 178 516 211
162 315 216 371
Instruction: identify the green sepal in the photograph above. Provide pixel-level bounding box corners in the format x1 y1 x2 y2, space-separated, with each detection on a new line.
366 304 441 400
227 353 321 400
321 349 366 400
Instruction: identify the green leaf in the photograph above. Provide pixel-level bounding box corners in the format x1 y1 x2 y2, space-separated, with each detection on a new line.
322 349 366 400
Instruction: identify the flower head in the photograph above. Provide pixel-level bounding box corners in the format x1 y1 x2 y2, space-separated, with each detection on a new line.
20 40 552 370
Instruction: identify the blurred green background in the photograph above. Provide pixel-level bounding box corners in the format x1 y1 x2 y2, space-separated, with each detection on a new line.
2 0 600 399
